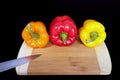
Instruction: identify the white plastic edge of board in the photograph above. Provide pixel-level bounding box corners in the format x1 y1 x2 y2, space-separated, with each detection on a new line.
15 41 32 75
95 42 112 75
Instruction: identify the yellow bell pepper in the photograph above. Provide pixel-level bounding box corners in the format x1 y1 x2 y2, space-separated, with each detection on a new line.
79 19 106 47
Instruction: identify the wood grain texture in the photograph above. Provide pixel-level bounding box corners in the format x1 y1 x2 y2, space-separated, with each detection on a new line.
27 37 100 75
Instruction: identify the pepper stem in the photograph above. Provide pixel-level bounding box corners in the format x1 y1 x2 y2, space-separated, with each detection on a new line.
27 24 39 40
60 32 68 44
86 31 99 43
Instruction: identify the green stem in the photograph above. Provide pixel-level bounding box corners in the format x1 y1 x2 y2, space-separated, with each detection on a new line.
86 31 99 43
60 32 68 44
27 24 39 40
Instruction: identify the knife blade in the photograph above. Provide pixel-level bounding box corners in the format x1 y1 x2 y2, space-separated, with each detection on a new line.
0 54 41 73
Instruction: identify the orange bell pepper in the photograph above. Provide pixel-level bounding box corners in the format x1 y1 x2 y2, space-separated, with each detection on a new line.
22 21 49 48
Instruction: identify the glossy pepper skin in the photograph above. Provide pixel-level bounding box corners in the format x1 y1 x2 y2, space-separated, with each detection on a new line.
50 15 77 46
22 21 49 48
79 19 106 47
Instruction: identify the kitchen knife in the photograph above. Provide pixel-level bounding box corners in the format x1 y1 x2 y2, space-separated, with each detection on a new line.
0 54 41 73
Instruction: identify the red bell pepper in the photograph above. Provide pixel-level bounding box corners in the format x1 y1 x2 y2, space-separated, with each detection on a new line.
49 15 77 46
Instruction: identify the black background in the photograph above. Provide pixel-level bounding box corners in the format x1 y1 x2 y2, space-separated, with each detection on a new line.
0 0 119 79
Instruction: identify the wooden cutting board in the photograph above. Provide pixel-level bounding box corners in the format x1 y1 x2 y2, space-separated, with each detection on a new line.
16 36 112 75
